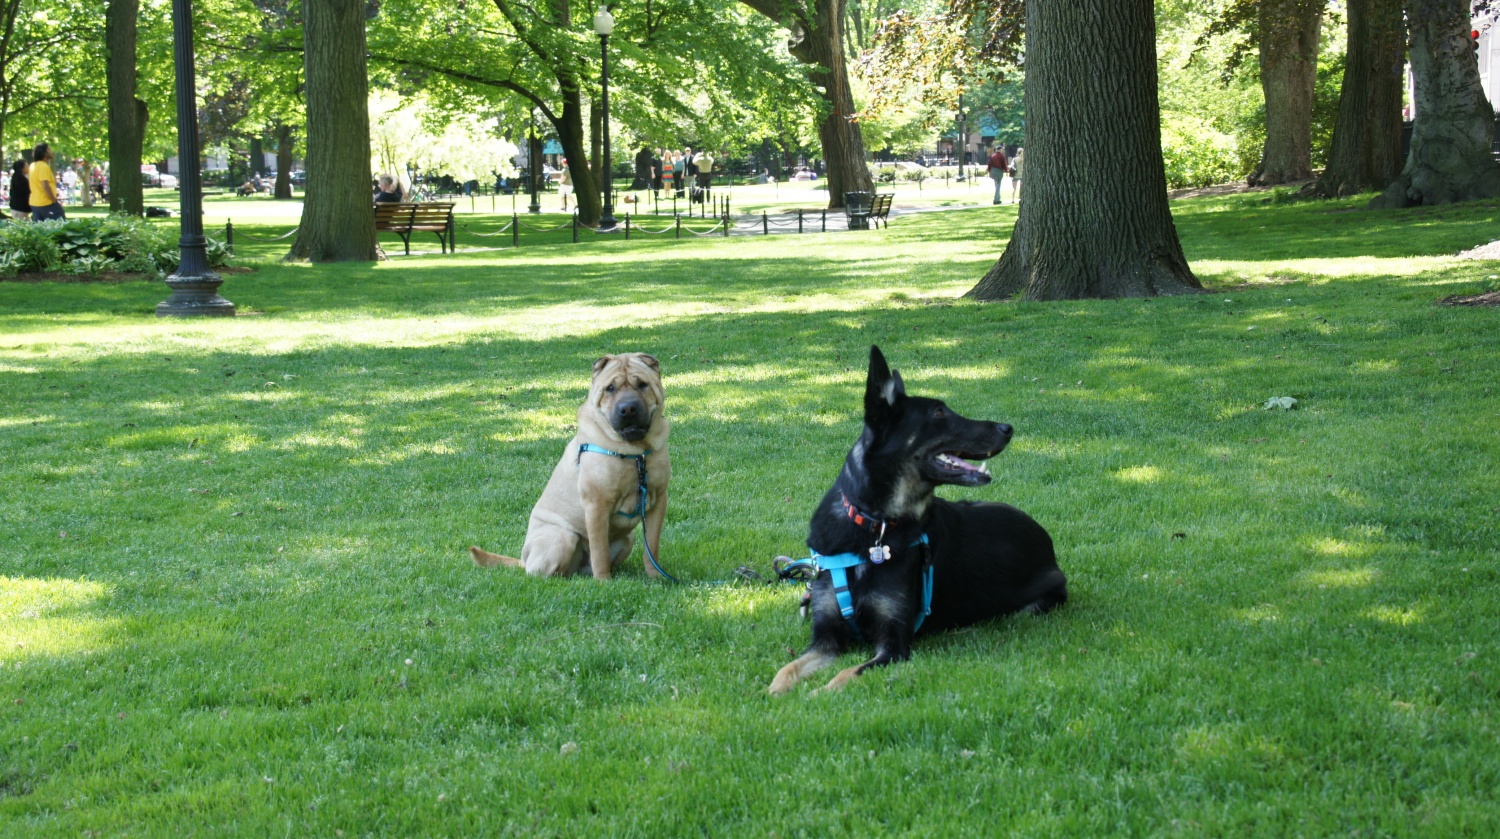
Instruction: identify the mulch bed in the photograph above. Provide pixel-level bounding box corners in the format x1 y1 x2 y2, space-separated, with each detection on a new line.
0 266 252 285
1440 290 1500 307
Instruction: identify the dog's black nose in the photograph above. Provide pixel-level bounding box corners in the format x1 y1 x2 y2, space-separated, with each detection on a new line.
616 400 641 418
996 423 1013 439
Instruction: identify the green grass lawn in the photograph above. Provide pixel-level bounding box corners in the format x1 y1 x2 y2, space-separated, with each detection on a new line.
3 193 1499 835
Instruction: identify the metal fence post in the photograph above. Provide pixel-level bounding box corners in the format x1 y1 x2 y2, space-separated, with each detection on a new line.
723 212 729 237
225 220 234 254
512 213 519 248
625 214 631 239
572 212 578 243
821 211 826 232
762 212 768 236
797 210 803 234
675 215 681 239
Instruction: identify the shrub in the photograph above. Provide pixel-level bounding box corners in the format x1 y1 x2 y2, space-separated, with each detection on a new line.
1161 115 1246 189
0 214 230 278
0 220 64 273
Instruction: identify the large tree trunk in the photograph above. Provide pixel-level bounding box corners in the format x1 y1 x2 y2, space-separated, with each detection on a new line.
287 0 376 262
1370 0 1500 207
273 122 295 199
1248 0 1324 186
106 0 145 216
1312 0 1404 196
966 0 1199 301
743 0 872 208
553 83 600 226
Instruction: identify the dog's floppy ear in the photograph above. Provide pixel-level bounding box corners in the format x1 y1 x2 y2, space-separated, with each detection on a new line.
637 353 661 373
592 355 614 376
865 345 905 421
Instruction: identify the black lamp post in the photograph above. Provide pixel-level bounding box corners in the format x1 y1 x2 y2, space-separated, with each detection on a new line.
594 5 617 231
157 0 233 317
955 92 968 182
528 110 542 214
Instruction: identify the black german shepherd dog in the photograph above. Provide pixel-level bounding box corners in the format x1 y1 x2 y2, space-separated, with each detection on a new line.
768 346 1067 695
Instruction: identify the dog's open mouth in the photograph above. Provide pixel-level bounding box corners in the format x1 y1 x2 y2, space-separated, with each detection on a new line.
931 451 993 485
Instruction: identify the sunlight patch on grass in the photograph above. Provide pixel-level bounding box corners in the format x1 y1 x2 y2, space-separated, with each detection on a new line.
0 576 118 663
1175 725 1286 767
0 414 50 429
1363 604 1426 626
1194 256 1451 281
1353 359 1399 374
1301 567 1377 589
1235 604 1282 623
1111 465 1164 484
1308 538 1377 560
282 431 363 451
224 389 302 404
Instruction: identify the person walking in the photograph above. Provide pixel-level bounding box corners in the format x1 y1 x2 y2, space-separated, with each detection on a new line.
662 151 677 198
558 158 573 211
986 144 1009 205
651 148 664 198
694 149 715 201
9 159 31 220
1009 147 1025 203
28 142 65 220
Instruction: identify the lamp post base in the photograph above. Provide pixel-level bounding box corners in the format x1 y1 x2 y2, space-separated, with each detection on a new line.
156 271 235 317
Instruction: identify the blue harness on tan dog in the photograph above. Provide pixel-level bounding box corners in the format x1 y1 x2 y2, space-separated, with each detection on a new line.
576 443 678 582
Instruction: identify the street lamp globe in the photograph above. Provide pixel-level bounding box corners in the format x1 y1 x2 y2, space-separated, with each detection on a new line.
593 5 614 35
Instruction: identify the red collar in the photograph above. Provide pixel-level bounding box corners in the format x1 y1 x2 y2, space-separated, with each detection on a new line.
839 491 889 537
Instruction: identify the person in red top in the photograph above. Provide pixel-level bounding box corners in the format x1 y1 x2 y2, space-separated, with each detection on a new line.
986 145 1010 205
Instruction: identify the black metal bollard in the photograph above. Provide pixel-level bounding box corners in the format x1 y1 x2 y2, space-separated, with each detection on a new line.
797 210 803 234
762 212 768 235
225 220 234 255
572 212 578 243
675 215 681 239
512 213 519 248
723 213 729 237
625 214 631 239
821 211 826 232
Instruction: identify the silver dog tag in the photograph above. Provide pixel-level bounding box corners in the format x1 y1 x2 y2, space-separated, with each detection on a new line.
869 544 891 563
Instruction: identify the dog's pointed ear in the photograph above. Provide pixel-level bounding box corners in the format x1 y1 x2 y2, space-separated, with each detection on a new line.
865 345 904 421
592 355 613 376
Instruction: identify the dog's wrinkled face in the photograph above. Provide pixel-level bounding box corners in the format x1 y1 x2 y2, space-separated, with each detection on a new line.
861 345 1012 489
591 353 664 442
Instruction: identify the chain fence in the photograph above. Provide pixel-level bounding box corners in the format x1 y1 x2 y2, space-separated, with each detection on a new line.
223 194 861 256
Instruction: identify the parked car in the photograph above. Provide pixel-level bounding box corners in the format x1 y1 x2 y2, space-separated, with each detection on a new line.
140 164 179 189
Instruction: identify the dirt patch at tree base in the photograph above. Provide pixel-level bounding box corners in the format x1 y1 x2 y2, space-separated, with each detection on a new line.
1440 290 1500 307
1456 240 1500 260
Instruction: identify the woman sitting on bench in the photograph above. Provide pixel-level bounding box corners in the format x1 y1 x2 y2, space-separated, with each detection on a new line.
374 174 403 203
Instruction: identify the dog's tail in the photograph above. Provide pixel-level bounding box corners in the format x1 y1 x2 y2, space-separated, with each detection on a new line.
469 546 523 568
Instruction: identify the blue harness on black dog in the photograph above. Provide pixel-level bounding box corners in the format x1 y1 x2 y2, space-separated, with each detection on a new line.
778 532 933 638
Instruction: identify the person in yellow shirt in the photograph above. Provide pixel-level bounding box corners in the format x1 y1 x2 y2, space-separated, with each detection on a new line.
28 142 65 221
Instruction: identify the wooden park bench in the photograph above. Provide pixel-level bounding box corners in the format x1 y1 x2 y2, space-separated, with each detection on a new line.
373 202 455 255
845 192 894 230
